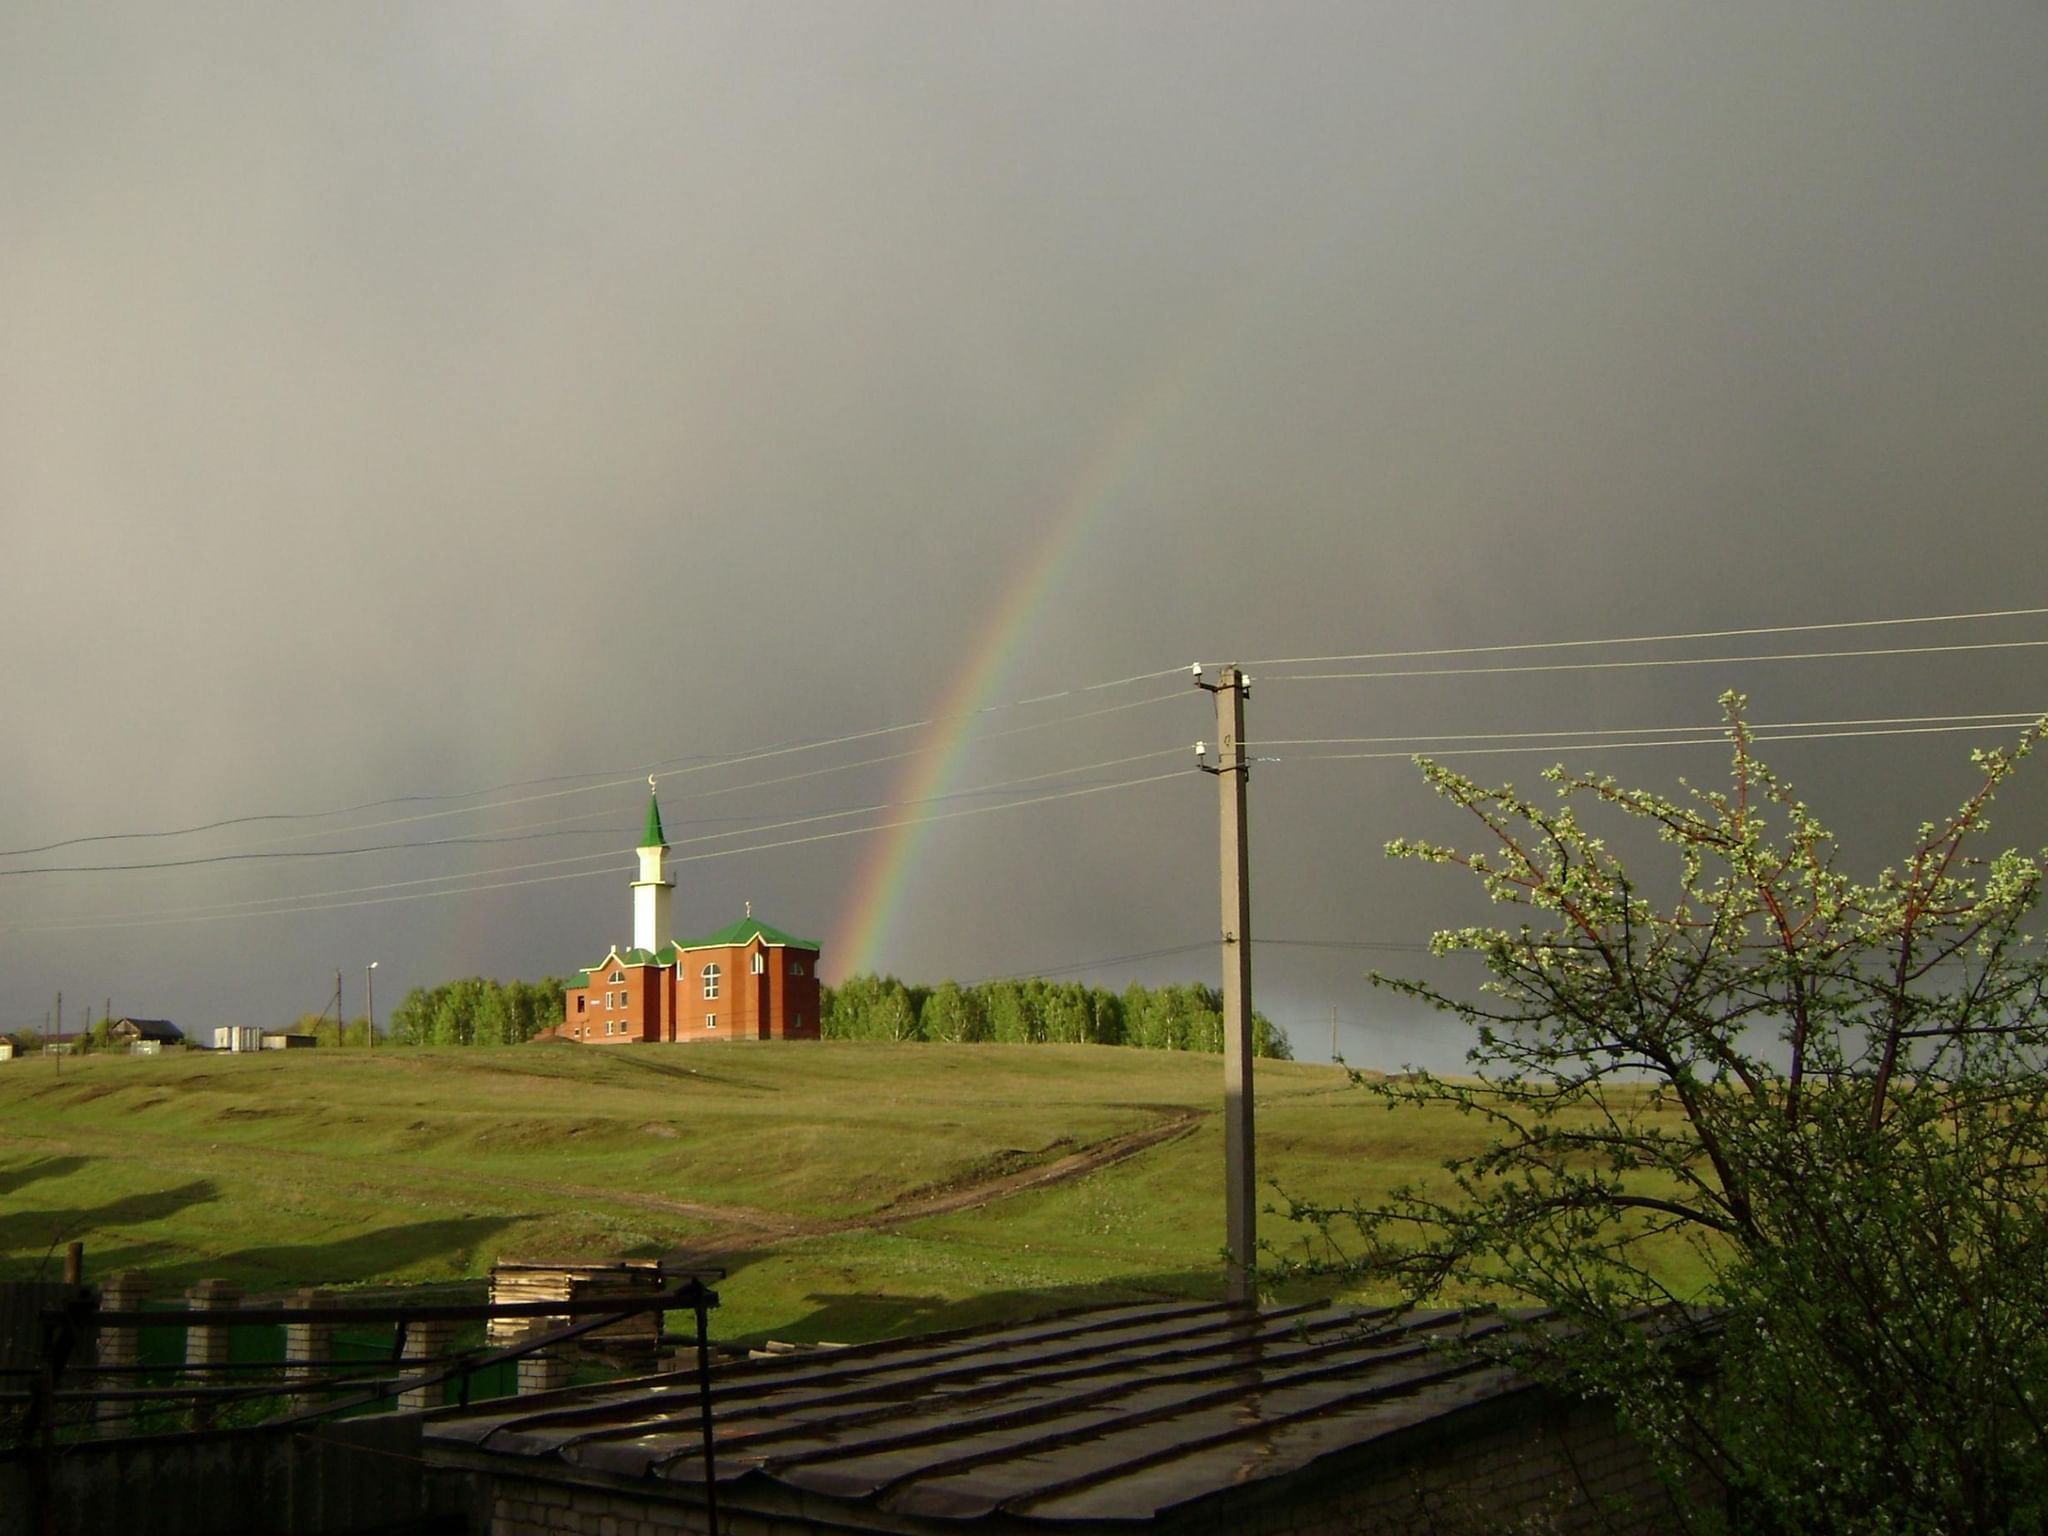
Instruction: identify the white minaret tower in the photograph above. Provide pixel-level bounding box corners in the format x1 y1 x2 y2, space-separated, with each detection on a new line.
632 777 674 953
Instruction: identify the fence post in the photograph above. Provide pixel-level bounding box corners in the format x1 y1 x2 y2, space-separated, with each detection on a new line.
516 1321 572 1396
95 1270 149 1436
184 1278 241 1429
399 1318 454 1411
284 1288 333 1414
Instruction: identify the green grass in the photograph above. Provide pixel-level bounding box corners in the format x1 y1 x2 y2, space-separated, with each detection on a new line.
0 1042 1707 1345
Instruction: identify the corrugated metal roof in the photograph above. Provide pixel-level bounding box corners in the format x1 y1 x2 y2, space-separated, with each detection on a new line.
427 1299 1547 1523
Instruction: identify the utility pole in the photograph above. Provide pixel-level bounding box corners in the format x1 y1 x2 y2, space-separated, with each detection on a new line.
1332 1006 1339 1065
1196 664 1256 1303
334 970 344 1046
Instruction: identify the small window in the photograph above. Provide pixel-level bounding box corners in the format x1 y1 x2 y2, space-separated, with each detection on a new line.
792 961 806 977
702 964 721 1000
704 1014 717 1030
751 951 764 975
794 1013 803 1029
609 969 625 984
576 996 586 1014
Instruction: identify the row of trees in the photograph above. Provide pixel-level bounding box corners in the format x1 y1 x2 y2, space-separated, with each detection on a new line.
384 977 576 1047
362 972 1293 1059
822 974 1292 1058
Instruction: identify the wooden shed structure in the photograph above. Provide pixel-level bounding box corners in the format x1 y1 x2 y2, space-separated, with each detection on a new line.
427 1298 1687 1535
487 1259 667 1357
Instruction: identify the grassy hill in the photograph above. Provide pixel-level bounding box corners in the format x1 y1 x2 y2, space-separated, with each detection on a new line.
0 1041 1701 1344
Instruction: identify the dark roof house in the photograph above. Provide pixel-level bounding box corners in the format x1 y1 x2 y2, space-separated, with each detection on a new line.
106 1017 183 1044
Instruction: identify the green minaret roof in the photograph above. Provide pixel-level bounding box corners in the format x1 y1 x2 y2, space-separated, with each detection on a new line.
641 784 667 849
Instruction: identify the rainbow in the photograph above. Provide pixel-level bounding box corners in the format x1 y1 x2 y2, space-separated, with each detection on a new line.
829 333 1226 978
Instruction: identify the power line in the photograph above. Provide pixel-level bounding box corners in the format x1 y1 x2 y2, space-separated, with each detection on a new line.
0 823 631 879
10 603 2039 861
5 749 1186 927
1242 604 2048 668
208 689 1184 860
0 746 1187 886
1280 718 2045 763
1254 709 2045 749
0 672 1187 862
14 607 2047 950
1261 637 2048 684
1254 938 1437 954
971 941 1216 984
0 690 1188 876
14 602 2041 864
13 691 2041 936
8 764 1191 936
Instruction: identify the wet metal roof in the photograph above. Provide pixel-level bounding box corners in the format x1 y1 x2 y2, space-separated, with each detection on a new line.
427 1299 1545 1525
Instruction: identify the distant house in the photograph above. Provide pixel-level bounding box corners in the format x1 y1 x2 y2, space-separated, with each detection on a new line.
107 1018 183 1048
559 788 822 1045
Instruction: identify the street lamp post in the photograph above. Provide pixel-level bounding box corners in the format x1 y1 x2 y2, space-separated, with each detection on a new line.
366 961 379 1049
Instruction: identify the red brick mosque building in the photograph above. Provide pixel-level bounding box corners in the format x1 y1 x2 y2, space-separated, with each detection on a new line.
559 787 821 1045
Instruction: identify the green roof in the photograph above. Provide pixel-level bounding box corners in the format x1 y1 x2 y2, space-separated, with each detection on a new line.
641 790 667 849
567 919 818 986
679 916 821 952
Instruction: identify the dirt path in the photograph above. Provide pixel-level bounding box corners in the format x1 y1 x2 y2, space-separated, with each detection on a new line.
630 1103 1206 1257
850 1104 1202 1230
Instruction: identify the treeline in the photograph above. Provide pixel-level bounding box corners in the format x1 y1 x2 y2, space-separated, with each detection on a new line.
371 972 1293 1059
385 977 575 1047
822 975 1292 1059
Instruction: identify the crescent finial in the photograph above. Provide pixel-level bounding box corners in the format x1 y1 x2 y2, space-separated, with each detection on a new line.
648 774 657 792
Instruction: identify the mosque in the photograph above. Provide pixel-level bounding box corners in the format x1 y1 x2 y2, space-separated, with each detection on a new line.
558 785 822 1044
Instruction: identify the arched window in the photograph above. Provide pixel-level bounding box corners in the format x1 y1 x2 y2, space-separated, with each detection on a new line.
702 964 721 1000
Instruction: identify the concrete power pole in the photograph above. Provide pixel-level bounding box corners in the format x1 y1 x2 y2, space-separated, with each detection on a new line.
1197 664 1256 1303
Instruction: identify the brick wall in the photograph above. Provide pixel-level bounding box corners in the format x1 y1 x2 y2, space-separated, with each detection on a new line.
1191 1393 1691 1536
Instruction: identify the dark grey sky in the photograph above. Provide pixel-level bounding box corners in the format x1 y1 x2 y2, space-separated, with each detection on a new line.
4 4 2045 1068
